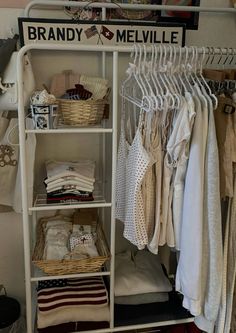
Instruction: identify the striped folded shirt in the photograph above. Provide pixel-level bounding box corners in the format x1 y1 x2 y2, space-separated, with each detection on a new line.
37 277 108 314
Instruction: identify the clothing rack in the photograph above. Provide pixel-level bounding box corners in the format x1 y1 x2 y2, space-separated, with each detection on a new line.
17 3 236 333
17 42 236 333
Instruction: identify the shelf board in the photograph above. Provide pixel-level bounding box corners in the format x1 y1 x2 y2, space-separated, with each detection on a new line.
29 194 112 211
71 318 194 333
114 292 193 328
26 128 113 134
31 269 110 282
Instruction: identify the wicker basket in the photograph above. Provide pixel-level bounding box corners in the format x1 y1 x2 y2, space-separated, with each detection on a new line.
32 211 110 275
57 98 107 126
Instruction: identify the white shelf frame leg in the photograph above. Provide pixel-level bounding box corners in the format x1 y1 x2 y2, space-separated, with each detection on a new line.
17 51 33 333
109 50 118 329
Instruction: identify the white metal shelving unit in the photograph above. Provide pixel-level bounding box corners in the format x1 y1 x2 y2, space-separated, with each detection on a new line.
18 2 236 333
17 43 119 333
17 42 195 333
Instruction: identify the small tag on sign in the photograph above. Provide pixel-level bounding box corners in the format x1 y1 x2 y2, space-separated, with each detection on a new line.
223 104 235 114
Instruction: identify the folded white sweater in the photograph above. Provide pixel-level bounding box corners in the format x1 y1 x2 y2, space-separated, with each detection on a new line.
115 251 172 296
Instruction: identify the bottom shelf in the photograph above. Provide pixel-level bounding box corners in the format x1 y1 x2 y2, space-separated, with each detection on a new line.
114 292 192 328
34 291 193 333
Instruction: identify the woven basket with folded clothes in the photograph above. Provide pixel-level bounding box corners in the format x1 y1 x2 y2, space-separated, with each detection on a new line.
50 71 109 126
32 209 110 275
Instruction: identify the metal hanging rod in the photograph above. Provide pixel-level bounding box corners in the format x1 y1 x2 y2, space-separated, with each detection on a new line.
17 43 236 56
24 0 236 17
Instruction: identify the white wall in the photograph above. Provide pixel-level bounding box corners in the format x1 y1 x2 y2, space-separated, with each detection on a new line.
0 0 235 310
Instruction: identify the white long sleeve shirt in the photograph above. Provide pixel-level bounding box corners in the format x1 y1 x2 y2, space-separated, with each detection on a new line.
176 88 208 316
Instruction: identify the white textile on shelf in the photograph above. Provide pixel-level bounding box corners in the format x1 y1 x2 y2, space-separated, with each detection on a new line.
43 220 72 232
43 244 69 260
45 160 95 183
115 292 169 305
80 75 108 100
37 304 110 329
46 183 94 194
46 176 94 187
66 243 99 260
115 250 172 297
43 220 72 260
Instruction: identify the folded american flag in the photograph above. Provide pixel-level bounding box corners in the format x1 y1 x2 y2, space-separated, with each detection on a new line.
84 25 98 39
37 277 108 314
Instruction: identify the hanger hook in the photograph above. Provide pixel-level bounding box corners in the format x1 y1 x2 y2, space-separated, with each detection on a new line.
138 44 142 73
184 46 188 66
178 45 182 69
205 47 210 66
143 44 147 67
217 47 223 66
228 47 234 66
199 47 205 73
189 46 195 72
172 45 176 70
210 47 215 65
223 47 230 66
159 44 163 69
132 44 138 65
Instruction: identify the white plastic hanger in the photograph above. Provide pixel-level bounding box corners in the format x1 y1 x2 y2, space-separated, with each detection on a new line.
166 45 181 109
153 45 165 97
121 44 152 112
140 44 156 110
142 44 163 111
199 47 218 109
170 45 181 95
183 46 194 93
149 45 160 98
159 45 175 109
176 46 188 93
137 44 154 112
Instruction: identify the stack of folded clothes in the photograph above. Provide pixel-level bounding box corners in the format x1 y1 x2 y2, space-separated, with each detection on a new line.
114 250 172 305
37 276 110 333
42 215 99 261
43 218 72 260
68 223 98 260
44 160 96 204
